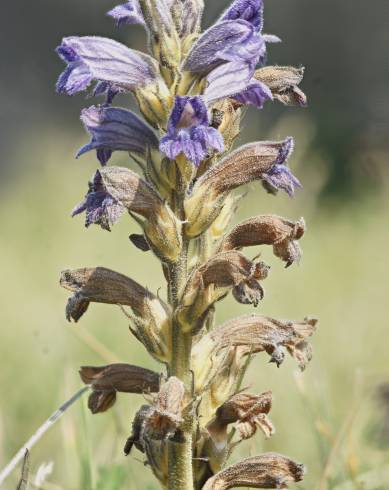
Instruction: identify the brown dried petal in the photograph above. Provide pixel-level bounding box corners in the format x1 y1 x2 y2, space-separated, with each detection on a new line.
202 453 305 490
87 390 117 414
195 315 318 374
209 392 274 444
60 267 161 322
207 393 274 454
185 140 292 238
79 364 160 393
124 404 169 485
99 167 182 263
99 166 162 219
218 215 306 267
178 252 270 333
255 66 307 107
144 377 185 441
199 140 291 195
80 364 159 415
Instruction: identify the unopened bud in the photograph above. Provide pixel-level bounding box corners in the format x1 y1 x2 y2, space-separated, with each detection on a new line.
138 0 182 86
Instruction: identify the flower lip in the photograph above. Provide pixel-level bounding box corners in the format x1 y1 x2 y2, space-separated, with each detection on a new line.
262 137 302 197
71 170 125 231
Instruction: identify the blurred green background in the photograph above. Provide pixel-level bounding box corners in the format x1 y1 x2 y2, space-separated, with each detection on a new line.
1 1 389 489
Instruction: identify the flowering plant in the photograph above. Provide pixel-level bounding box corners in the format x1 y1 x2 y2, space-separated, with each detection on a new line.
57 1 317 488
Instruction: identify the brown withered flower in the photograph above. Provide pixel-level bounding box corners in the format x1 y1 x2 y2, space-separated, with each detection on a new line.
218 215 306 267
208 391 274 444
143 376 185 441
254 66 307 107
202 453 305 490
79 364 160 414
73 167 182 263
185 138 300 238
60 267 172 362
124 403 170 486
177 251 270 333
192 315 318 396
123 378 186 485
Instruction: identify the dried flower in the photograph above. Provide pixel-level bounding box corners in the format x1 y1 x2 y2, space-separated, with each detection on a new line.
218 215 306 267
192 315 318 397
72 167 182 262
177 251 270 333
255 66 307 107
185 138 300 238
79 364 160 414
143 376 185 441
203 453 305 489
60 267 172 361
208 391 274 444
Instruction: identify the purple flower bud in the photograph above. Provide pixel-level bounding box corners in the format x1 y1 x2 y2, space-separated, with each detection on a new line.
76 105 159 165
160 96 224 166
182 20 262 74
262 138 302 196
107 1 145 27
72 170 125 231
56 36 157 96
221 0 264 31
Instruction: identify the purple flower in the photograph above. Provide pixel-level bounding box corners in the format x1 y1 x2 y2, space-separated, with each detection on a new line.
232 78 273 108
56 36 157 96
160 96 224 166
107 1 145 27
72 170 125 231
262 137 302 197
182 20 262 74
204 60 272 109
77 105 159 165
221 0 264 31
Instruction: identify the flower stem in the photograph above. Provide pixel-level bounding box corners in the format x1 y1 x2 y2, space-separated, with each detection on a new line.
168 182 194 490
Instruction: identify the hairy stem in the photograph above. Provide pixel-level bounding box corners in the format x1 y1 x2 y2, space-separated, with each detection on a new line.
168 181 194 490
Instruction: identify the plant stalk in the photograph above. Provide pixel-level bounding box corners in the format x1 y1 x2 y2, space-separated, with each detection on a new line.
167 181 194 490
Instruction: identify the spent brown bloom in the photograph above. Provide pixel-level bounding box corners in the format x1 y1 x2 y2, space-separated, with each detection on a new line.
79 364 160 414
218 215 306 267
255 66 307 107
177 251 270 332
60 267 172 362
208 391 274 444
185 139 297 238
202 452 305 489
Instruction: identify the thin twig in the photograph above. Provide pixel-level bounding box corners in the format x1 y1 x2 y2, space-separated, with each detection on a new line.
16 449 30 490
0 387 90 486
